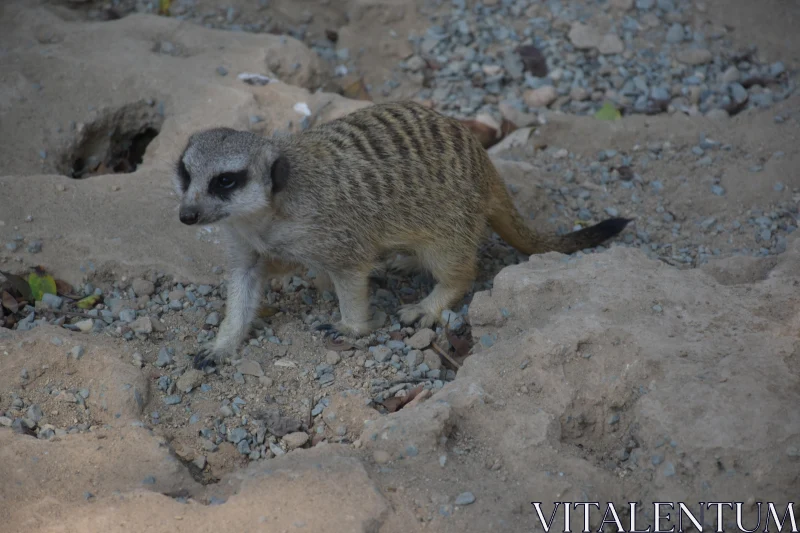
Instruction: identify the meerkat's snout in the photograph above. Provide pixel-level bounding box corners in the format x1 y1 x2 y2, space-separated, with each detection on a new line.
179 205 200 225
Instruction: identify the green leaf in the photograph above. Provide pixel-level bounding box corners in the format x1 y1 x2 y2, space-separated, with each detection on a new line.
594 102 621 121
77 294 102 309
27 271 57 302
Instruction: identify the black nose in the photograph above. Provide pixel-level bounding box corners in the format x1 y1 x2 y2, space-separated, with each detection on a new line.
179 208 199 225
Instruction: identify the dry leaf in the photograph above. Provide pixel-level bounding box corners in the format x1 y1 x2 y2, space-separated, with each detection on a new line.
1 291 18 313
516 44 548 77
445 323 471 359
258 305 279 318
381 384 425 413
0 270 33 302
341 77 371 101
460 120 499 149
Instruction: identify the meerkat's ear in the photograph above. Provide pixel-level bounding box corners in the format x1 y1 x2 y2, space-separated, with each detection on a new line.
270 154 290 194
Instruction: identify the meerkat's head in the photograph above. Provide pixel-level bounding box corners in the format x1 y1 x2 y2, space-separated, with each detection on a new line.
173 127 290 226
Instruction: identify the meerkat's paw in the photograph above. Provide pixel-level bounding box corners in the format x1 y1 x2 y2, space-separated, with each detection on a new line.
398 304 439 328
192 342 235 370
315 320 371 339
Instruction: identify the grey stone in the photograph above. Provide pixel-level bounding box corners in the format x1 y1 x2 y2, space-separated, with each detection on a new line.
406 329 437 349
119 309 137 323
70 345 85 359
27 404 43 423
163 395 182 405
455 492 476 505
372 346 392 363
41 293 63 309
155 347 173 367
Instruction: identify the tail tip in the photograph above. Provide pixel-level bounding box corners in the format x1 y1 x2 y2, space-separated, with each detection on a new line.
598 217 634 237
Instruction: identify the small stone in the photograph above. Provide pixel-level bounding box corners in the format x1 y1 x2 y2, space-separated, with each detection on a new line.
163 395 182 405
131 316 153 334
523 86 557 108
155 347 173 367
651 454 664 466
131 279 155 296
283 431 309 450
216 65 228 76
27 241 42 254
455 492 476 506
119 309 136 323
76 319 94 332
259 376 274 387
405 349 421 368
676 48 713 65
423 349 442 370
721 66 741 84
176 369 205 392
193 455 207 470
228 427 249 443
406 329 437 349
142 476 156 485
373 450 391 464
50 336 63 346
235 359 263 377
652 304 663 313
711 185 726 196
372 345 392 363
662 462 676 476
41 293 63 310
325 351 341 365
0 416 12 426
27 404 43 423
69 345 85 359
665 23 684 43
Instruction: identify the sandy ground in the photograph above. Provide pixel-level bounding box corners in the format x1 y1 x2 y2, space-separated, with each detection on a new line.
0 0 798 531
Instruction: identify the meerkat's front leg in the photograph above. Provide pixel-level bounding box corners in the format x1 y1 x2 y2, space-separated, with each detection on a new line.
315 269 384 338
194 247 264 369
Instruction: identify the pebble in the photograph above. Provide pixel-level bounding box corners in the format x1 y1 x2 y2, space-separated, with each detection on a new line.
27 404 43 423
176 369 204 392
27 241 42 254
676 48 713 65
373 450 391 464
283 431 309 450
325 351 341 365
131 279 155 296
41 293 63 309
163 395 182 405
155 347 173 367
523 86 557 108
119 309 136 323
372 345 392 363
455 492 476 506
131 316 153 334
69 345 85 359
406 329 437 349
236 359 264 377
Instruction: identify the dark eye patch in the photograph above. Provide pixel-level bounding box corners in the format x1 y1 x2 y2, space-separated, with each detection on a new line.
176 159 191 192
209 170 248 199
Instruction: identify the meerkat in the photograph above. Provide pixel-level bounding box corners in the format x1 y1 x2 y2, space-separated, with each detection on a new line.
174 101 631 369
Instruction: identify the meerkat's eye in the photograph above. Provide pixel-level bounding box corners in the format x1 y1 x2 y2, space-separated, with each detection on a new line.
209 170 247 197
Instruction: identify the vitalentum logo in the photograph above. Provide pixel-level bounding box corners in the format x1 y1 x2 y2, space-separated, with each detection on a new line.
530 502 798 533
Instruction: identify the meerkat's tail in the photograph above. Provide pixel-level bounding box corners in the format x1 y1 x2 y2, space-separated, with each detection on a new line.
487 177 631 255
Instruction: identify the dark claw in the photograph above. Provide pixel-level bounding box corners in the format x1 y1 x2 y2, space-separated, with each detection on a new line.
192 349 217 370
314 323 341 339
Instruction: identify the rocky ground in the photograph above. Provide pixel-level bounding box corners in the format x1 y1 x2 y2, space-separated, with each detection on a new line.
0 0 799 532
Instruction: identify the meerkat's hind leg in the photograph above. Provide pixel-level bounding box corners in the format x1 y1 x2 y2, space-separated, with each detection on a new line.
398 247 476 328
315 268 383 338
